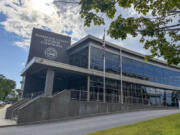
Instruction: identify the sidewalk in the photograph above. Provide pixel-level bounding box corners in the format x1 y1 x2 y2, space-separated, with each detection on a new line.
0 104 16 126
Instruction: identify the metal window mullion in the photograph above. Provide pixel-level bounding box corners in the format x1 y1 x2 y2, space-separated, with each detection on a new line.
87 44 91 102
120 49 123 104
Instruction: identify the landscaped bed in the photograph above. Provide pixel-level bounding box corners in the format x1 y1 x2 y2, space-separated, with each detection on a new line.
88 113 180 135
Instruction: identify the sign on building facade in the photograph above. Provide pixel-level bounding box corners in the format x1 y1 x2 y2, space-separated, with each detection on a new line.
27 28 71 63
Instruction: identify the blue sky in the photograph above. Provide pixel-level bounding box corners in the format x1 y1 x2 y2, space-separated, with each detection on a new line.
0 13 28 88
0 0 152 88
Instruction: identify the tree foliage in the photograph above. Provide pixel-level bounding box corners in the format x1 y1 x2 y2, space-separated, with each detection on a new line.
5 89 20 103
79 0 180 65
0 74 16 101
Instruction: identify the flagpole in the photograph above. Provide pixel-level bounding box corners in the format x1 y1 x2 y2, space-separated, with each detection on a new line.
103 29 106 103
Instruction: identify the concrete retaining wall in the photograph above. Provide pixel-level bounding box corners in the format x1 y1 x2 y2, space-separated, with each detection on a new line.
17 97 51 124
16 90 173 124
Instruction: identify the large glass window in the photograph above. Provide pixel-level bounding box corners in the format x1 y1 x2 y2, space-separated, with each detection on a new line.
90 76 121 102
166 90 173 106
143 64 155 82
91 47 121 74
156 89 165 106
69 47 88 68
122 56 180 87
90 46 180 87
89 75 179 107
153 66 164 84
105 51 120 74
90 47 104 71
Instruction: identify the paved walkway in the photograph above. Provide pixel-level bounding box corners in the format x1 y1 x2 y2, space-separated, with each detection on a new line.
0 104 16 126
0 109 179 135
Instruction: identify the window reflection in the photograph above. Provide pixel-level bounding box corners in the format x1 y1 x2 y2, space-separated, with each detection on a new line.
89 76 180 107
89 46 180 87
69 47 88 68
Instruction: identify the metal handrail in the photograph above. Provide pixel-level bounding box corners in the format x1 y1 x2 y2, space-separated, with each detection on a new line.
23 91 44 99
23 90 179 106
70 90 149 104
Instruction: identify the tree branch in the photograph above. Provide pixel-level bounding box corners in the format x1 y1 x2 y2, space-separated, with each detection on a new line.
163 28 180 31
158 23 180 30
169 10 180 13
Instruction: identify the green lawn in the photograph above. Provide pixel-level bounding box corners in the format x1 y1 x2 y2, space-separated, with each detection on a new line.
88 113 180 135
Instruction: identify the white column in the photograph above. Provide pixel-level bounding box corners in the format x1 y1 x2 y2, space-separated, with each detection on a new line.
44 69 55 96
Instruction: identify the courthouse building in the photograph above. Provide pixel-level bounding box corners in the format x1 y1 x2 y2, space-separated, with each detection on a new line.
22 28 180 107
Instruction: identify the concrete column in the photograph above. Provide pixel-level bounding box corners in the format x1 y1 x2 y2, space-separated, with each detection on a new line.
88 44 91 69
120 49 123 104
87 76 90 101
44 69 55 96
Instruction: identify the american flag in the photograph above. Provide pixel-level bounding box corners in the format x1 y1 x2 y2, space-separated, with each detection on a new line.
102 30 105 56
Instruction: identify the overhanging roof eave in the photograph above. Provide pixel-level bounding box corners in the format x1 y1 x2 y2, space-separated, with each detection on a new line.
21 57 37 76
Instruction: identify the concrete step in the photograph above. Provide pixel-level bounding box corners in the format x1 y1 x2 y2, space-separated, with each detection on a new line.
5 99 30 119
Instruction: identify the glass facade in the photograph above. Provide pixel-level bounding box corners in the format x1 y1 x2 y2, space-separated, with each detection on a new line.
69 47 88 68
68 76 87 91
90 46 180 87
90 76 180 106
122 57 180 87
90 76 121 102
91 47 120 74
90 46 104 70
68 44 180 107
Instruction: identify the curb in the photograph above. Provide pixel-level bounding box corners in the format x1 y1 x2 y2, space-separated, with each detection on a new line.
0 124 17 128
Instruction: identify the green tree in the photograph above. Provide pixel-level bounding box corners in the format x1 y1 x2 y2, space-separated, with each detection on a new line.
0 74 16 101
79 0 180 65
5 89 23 103
5 90 18 103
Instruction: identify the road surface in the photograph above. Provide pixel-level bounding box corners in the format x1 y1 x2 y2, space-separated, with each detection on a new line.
0 109 179 135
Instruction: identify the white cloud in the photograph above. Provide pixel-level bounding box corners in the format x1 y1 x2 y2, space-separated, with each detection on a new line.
21 62 25 66
15 39 31 48
0 0 85 47
0 0 150 55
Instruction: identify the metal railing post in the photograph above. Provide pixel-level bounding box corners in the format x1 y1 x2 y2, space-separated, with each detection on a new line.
79 90 81 101
97 91 99 102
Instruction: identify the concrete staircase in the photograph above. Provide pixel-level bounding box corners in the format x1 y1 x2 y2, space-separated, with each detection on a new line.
5 98 30 120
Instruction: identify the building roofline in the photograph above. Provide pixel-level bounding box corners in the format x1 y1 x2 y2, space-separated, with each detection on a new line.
33 27 72 39
68 34 180 70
